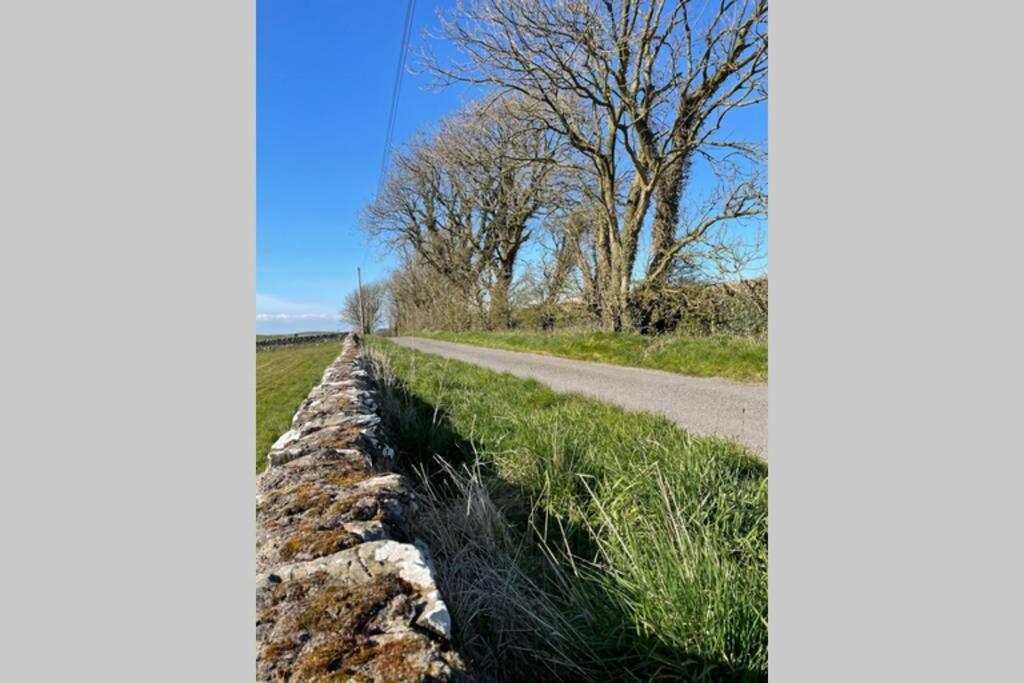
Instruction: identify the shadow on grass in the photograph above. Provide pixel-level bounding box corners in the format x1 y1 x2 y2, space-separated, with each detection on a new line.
374 370 767 683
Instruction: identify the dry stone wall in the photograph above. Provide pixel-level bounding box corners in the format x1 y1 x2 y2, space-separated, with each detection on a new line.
256 335 463 681
257 333 347 350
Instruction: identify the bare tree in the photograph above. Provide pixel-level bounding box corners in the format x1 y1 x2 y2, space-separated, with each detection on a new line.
340 281 387 334
447 98 566 327
527 203 592 329
427 0 767 331
364 96 564 329
386 253 478 332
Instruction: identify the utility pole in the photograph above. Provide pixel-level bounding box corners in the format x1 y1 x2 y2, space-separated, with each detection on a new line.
356 267 365 335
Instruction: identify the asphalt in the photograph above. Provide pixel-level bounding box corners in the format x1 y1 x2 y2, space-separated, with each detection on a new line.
389 337 768 459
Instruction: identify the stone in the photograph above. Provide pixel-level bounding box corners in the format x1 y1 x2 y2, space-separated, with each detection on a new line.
255 335 463 681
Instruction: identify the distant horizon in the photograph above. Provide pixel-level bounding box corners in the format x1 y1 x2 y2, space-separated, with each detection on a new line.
256 329 349 337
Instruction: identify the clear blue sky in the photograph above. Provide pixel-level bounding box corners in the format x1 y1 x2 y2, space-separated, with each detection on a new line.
257 0 766 334
257 0 472 334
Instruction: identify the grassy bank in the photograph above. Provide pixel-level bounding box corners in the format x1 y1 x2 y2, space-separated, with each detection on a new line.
366 337 767 681
410 330 768 382
256 341 343 473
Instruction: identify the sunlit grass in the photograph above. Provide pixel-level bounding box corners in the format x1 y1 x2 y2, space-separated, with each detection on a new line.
366 337 767 681
255 341 343 473
411 330 768 382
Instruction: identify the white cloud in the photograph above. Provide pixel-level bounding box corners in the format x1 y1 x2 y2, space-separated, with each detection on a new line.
256 292 335 322
256 312 333 321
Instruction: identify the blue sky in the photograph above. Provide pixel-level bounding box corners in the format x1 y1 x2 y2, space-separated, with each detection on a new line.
257 0 766 334
257 0 472 333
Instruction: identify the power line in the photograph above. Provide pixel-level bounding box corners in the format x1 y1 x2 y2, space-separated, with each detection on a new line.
377 0 417 196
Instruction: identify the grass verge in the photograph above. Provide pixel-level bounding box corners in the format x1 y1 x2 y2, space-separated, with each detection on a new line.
410 330 768 382
256 341 343 473
366 337 768 681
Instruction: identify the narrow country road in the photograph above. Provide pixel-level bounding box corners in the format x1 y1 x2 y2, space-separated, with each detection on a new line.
388 337 768 459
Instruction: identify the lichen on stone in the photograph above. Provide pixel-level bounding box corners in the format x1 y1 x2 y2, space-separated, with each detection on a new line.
256 335 463 681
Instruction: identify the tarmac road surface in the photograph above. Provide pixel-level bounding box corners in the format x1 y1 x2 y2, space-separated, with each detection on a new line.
388 337 768 459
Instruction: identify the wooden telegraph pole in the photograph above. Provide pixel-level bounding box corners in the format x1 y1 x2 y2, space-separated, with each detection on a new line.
356 267 365 335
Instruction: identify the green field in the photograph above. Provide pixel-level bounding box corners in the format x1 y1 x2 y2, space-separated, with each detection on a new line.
410 330 768 382
366 337 767 681
255 341 343 473
256 331 339 340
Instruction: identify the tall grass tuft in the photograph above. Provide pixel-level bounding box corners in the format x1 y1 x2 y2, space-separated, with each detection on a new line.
365 339 768 681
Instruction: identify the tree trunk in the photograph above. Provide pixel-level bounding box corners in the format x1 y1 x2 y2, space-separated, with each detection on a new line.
649 151 693 284
606 176 650 333
488 262 515 330
637 126 696 333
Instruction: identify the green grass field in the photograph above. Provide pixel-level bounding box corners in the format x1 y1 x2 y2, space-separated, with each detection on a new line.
256 331 339 340
255 341 343 473
366 337 767 681
411 330 768 382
